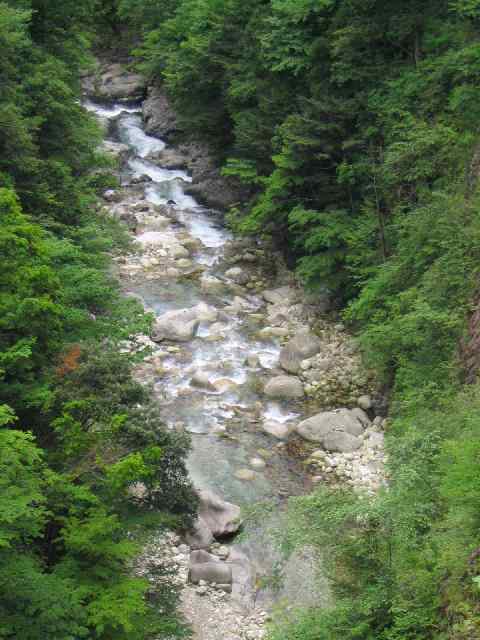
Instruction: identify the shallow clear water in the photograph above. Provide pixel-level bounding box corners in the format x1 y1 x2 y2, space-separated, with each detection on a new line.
85 98 309 596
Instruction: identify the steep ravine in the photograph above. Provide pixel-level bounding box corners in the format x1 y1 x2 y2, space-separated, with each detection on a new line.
83 62 386 639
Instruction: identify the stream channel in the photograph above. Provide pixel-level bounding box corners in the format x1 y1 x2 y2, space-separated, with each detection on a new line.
84 97 319 616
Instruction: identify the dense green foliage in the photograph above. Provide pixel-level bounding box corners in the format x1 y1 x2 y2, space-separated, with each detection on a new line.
107 1 480 638
0 2 195 638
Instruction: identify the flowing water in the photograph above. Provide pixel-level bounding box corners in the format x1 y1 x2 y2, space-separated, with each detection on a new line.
87 99 312 607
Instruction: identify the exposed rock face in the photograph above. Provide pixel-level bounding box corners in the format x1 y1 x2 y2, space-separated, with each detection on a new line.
141 86 247 209
151 307 201 342
83 63 146 102
279 330 323 374
264 375 304 400
142 86 179 140
296 408 369 452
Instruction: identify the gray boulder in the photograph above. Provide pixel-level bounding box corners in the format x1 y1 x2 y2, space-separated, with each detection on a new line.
279 330 322 374
189 562 232 585
264 375 304 400
197 490 242 538
295 408 366 452
323 431 362 453
151 307 200 342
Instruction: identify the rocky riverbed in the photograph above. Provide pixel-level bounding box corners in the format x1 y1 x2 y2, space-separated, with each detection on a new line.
83 61 387 639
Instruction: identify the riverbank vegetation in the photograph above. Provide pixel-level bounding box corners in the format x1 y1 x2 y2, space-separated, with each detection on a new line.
107 1 480 638
0 2 195 638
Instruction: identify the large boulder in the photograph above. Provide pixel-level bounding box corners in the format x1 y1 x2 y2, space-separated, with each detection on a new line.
264 376 304 400
279 330 322 374
295 408 369 452
197 490 242 538
83 63 146 102
151 307 200 342
189 562 232 585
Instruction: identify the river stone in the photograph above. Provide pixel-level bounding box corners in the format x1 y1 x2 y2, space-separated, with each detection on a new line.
197 490 242 538
279 330 323 374
246 354 260 368
262 420 289 440
189 562 233 586
194 302 218 323
235 468 256 481
103 189 121 202
170 245 189 259
225 266 249 286
322 431 362 453
264 375 304 400
152 308 200 342
249 457 266 470
351 407 371 427
357 394 373 410
213 378 237 393
200 275 225 294
100 140 130 161
190 371 217 391
295 408 366 452
263 286 297 306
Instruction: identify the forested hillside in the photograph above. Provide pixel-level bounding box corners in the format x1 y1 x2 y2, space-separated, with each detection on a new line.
108 1 480 638
4 0 480 639
0 2 195 638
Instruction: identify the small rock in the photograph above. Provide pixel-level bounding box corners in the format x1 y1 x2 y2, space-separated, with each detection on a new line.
234 468 256 481
249 457 266 470
357 395 372 411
